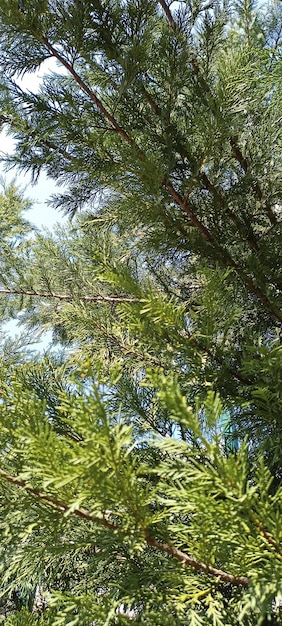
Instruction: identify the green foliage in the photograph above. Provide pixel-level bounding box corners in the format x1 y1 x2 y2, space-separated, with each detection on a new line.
0 0 281 624
0 370 281 624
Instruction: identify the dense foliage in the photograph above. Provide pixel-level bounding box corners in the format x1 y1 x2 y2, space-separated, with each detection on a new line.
0 0 281 623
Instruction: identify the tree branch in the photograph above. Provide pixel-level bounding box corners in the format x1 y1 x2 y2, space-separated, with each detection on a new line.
251 515 282 557
41 38 143 158
165 182 213 242
0 289 270 382
229 137 277 226
165 185 282 323
200 171 260 253
157 0 176 28
8 286 252 386
0 468 249 587
146 534 249 586
181 330 253 386
0 468 117 530
0 288 139 304
139 78 261 253
91 318 166 370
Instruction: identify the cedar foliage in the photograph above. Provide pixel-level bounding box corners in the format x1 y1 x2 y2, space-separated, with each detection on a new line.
0 0 281 624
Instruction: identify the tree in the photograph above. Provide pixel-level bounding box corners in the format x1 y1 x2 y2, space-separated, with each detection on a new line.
0 0 281 624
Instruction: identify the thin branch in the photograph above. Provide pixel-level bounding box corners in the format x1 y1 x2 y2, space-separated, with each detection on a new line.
158 0 176 27
251 515 282 557
0 286 170 371
41 38 143 158
181 330 253 386
0 288 139 304
140 82 261 253
12 39 263 261
165 181 213 242
200 171 260 252
165 185 282 323
8 287 252 386
0 468 249 587
222 258 282 323
229 137 277 226
147 268 253 386
92 319 165 370
141 85 162 116
146 535 249 586
0 468 117 531
0 288 258 381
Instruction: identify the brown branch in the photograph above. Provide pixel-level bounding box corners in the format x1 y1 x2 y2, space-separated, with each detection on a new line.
229 137 249 175
94 314 253 388
92 319 165 369
223 255 282 323
40 38 263 259
0 288 139 304
146 535 249 586
0 288 256 382
165 181 214 243
0 288 264 384
32 38 254 288
158 0 176 28
1 287 169 370
223 259 282 323
182 330 253 386
164 186 282 323
139 83 261 253
41 38 143 158
80 302 253 389
6 7 278 326
0 468 117 531
5 285 240 385
0 468 249 587
251 515 282 557
229 137 277 226
200 171 260 253
141 85 162 116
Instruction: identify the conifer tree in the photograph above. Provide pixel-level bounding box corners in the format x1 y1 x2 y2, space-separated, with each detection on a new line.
0 1 281 624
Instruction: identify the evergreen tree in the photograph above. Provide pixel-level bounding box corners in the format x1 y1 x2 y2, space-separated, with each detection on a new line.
0 1 281 624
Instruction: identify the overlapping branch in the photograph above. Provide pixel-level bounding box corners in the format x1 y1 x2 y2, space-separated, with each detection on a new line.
42 39 142 156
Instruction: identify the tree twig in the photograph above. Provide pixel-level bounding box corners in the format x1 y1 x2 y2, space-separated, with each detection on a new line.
251 515 282 557
157 0 176 27
0 288 139 304
42 38 143 158
146 534 249 586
